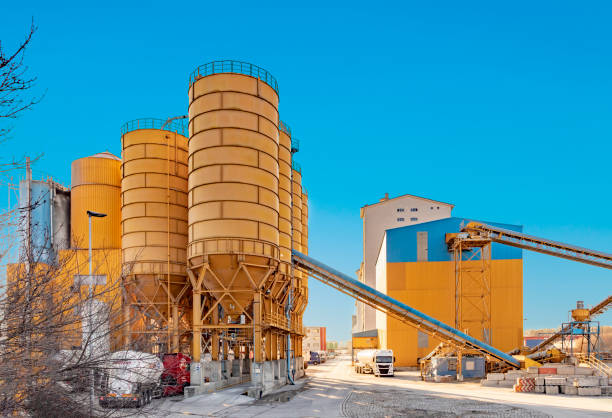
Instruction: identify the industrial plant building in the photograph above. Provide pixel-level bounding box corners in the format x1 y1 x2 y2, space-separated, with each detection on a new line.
354 194 523 367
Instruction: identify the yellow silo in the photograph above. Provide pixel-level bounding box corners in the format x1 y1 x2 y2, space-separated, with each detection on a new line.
301 189 308 255
278 121 293 267
291 162 303 255
120 118 190 353
188 61 285 364
71 152 121 248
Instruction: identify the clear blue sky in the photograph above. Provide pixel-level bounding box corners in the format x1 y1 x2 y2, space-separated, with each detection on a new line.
2 1 611 343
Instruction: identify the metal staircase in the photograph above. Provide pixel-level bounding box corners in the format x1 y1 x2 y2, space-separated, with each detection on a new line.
577 353 612 377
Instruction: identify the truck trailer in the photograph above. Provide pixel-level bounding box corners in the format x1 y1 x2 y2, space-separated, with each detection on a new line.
355 349 395 377
99 351 191 408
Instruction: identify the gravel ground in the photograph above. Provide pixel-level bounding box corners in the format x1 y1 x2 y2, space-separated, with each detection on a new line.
342 388 550 417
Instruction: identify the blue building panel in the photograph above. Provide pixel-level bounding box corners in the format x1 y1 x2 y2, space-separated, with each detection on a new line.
386 217 523 263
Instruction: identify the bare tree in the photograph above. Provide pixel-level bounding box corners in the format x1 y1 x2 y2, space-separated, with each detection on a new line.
1 19 42 141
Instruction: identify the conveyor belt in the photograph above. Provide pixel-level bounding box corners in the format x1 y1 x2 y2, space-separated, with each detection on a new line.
462 222 612 269
292 250 520 369
527 294 612 354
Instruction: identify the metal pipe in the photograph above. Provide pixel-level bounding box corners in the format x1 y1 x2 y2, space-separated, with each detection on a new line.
86 210 106 416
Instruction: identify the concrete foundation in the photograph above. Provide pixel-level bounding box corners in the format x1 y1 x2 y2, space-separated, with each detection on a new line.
248 357 305 398
186 357 305 399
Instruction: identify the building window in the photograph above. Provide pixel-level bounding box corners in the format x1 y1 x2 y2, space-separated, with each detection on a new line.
410 217 418 222
397 208 404 212
397 218 404 222
410 208 418 212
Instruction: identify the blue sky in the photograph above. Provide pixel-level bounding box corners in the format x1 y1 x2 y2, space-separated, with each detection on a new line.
2 1 611 343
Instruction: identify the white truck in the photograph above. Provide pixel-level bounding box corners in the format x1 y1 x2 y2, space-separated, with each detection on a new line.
99 350 164 408
355 349 395 377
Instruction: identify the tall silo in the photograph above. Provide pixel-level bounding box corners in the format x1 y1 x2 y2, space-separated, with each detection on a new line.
278 121 293 269
301 189 308 255
188 61 286 366
120 118 190 353
71 152 121 249
290 160 306 357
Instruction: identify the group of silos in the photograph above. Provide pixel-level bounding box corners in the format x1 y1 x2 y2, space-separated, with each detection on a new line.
67 61 309 375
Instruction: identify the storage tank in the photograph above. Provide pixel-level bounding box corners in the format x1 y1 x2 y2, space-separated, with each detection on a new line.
291 161 303 254
278 121 293 268
19 179 70 264
301 189 308 255
188 60 280 362
120 118 189 353
71 152 121 249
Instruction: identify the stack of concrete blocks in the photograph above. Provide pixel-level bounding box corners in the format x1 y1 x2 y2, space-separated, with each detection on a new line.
481 363 611 396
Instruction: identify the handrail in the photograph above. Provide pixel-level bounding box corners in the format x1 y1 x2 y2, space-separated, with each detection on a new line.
577 353 612 377
121 118 188 137
189 60 279 95
291 138 300 153
279 121 291 137
292 250 520 368
463 222 612 269
292 161 302 174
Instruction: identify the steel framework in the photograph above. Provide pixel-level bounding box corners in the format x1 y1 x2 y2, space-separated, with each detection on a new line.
446 233 492 343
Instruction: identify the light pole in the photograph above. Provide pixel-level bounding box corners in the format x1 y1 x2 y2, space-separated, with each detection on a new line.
87 210 106 417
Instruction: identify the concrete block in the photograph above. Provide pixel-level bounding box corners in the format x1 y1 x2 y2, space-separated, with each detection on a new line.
545 385 559 395
574 377 600 387
599 377 608 386
435 375 453 383
535 377 546 386
601 386 612 395
575 367 594 376
505 371 524 380
527 366 540 374
535 385 545 393
487 373 505 381
539 367 557 375
498 380 515 388
578 387 602 396
481 379 498 387
561 385 578 395
556 365 575 375
545 377 567 386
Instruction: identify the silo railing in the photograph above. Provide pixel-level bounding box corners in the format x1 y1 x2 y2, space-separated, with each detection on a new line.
121 118 188 137
291 160 301 174
279 120 291 137
291 138 300 153
189 60 279 94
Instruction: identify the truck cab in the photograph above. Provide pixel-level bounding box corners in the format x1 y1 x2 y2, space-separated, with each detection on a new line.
355 349 395 377
373 350 394 377
161 353 191 396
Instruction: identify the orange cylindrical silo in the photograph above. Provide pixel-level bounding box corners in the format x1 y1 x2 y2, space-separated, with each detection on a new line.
301 189 308 256
188 61 280 362
291 162 303 254
120 118 190 353
278 121 293 266
71 152 121 249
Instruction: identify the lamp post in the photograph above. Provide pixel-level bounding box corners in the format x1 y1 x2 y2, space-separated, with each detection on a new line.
86 210 106 416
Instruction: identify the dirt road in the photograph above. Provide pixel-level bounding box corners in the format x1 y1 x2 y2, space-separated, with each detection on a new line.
145 356 612 417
